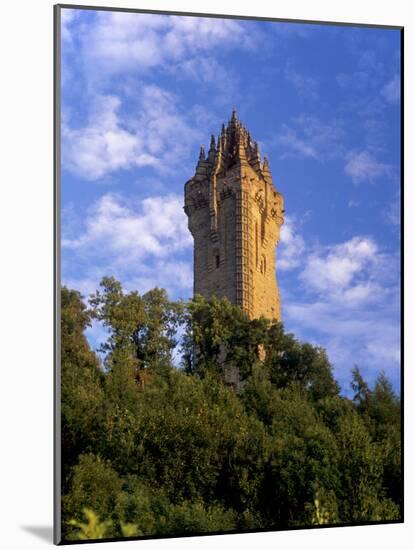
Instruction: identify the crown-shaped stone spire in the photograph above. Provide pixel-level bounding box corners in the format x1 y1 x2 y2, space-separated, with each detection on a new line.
193 110 270 178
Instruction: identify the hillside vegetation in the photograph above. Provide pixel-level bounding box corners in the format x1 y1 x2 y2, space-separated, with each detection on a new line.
60 277 402 541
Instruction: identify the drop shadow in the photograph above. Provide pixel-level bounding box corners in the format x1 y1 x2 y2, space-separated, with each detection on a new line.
21 525 54 543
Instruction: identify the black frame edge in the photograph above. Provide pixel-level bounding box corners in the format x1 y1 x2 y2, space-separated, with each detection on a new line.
56 3 403 30
54 3 62 546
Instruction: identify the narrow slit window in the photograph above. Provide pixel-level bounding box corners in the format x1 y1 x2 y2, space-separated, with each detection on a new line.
215 254 220 269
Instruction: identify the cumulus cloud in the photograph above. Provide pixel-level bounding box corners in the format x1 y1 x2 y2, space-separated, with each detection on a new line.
279 220 390 308
301 236 378 295
63 193 192 260
281 232 400 391
61 10 259 181
278 215 306 270
344 150 392 184
62 192 194 300
62 95 156 180
79 11 253 81
62 87 201 180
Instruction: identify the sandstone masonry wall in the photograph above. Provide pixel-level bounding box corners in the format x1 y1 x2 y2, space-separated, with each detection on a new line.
184 111 284 321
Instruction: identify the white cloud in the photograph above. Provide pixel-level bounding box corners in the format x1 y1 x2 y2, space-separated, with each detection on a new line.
62 192 194 300
301 236 378 300
278 215 305 270
381 75 400 104
64 258 193 308
366 339 400 364
279 221 389 308
279 229 400 391
284 299 400 391
275 114 345 161
275 119 393 187
62 87 201 180
62 95 157 180
61 10 258 181
344 150 392 184
81 12 251 81
63 274 104 301
63 193 192 261
125 260 193 296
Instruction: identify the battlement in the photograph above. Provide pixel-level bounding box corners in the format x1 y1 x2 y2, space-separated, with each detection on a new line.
184 110 284 320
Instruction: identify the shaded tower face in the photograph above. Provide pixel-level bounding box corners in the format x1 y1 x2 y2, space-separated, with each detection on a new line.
184 110 284 320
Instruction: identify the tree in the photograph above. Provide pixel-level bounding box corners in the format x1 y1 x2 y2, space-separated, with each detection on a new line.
61 287 104 488
90 277 183 383
182 293 263 380
265 330 339 400
63 453 122 537
335 412 399 522
60 283 401 540
351 368 401 507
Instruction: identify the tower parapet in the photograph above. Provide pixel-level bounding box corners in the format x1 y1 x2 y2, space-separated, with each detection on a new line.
184 110 284 320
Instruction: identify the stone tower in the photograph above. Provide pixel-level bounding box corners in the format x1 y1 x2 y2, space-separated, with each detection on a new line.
184 110 284 320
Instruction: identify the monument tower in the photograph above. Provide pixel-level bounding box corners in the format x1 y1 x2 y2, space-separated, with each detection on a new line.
184 110 284 320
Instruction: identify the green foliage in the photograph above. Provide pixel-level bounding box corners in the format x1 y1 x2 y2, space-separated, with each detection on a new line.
160 500 236 534
67 509 112 540
264 329 340 400
306 489 338 525
350 367 402 507
61 281 402 541
62 453 122 531
182 293 261 378
90 277 183 381
61 287 105 488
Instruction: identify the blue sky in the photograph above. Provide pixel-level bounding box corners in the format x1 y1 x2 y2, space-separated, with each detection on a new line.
60 8 401 394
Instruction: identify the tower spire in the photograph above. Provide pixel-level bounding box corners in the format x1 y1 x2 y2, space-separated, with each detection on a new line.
208 135 216 163
250 141 262 174
184 112 285 322
262 155 272 181
195 145 208 177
